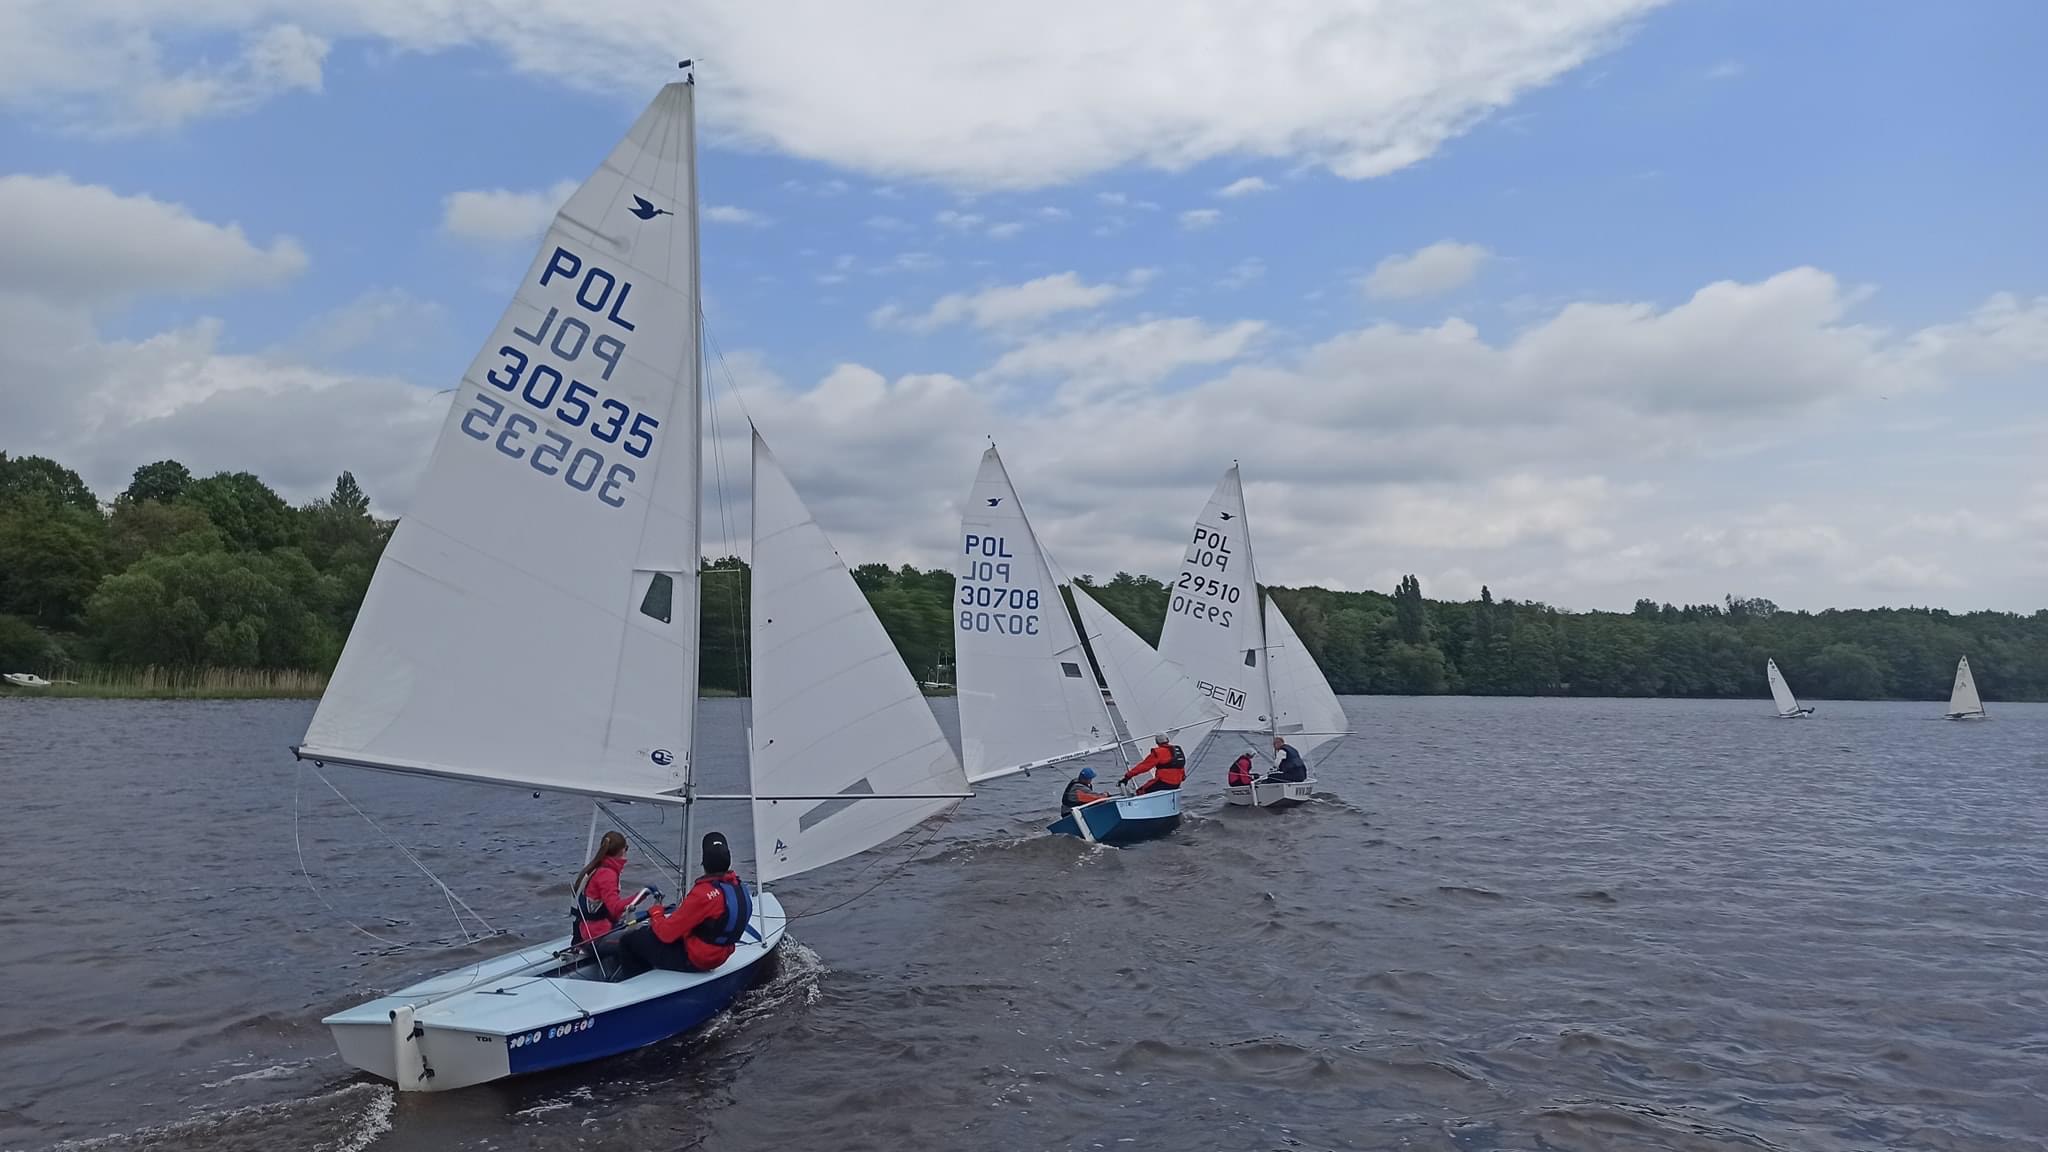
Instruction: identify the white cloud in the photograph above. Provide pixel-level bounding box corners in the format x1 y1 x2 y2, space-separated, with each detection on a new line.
705 204 771 227
984 317 1266 398
1179 208 1222 231
1219 258 1266 290
1038 206 1071 220
936 209 985 231
1363 240 1491 299
0 21 328 133
440 180 577 245
1217 176 1273 198
872 271 1142 333
865 215 910 232
0 3 1658 188
986 221 1025 240
0 174 307 305
1706 59 1745 81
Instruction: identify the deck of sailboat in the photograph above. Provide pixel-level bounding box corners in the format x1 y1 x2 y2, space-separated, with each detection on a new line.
325 891 788 1036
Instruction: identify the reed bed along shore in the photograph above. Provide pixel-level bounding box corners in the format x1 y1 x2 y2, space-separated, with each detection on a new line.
15 667 329 699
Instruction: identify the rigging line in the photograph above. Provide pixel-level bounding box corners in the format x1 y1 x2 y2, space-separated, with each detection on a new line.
597 802 690 892
308 763 499 943
700 307 752 693
785 802 962 923
294 760 413 952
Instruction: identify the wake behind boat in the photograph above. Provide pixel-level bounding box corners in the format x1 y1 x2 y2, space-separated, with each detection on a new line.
294 75 969 1092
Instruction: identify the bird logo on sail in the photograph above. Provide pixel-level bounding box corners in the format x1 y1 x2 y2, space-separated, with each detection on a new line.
630 195 672 220
1219 512 1233 520
986 498 1002 506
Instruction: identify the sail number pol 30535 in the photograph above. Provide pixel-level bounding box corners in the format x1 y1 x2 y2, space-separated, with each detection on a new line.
459 246 661 510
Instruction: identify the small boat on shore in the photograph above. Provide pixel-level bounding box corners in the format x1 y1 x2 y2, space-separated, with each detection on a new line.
1 673 49 689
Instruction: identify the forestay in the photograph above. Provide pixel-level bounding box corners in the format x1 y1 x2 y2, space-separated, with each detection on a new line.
1265 598 1348 760
1158 465 1271 732
1071 585 1222 753
1948 656 1986 717
302 82 702 803
749 431 969 883
1766 658 1802 716
954 446 1119 782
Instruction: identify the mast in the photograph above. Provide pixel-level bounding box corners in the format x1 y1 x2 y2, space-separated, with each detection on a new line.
679 61 704 884
1236 460 1279 743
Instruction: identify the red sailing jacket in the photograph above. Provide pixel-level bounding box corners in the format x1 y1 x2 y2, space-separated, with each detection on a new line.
574 855 631 942
648 871 745 971
1123 744 1186 789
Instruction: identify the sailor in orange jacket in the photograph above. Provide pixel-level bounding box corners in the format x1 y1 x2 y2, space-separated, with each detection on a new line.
1122 734 1187 795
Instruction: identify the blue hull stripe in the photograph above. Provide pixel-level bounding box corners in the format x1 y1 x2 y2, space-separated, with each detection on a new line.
503 955 772 1075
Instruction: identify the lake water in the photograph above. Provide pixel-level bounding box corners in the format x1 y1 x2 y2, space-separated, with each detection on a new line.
0 696 2043 1151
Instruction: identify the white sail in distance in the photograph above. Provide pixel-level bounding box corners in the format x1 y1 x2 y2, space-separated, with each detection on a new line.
1070 584 1223 752
1947 656 1986 718
749 432 970 883
954 446 1120 782
1265 598 1348 760
1157 465 1271 731
1765 658 1804 717
302 83 703 803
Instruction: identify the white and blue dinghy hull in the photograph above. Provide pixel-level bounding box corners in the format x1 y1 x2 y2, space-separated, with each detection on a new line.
1225 777 1315 809
1047 789 1182 846
326 891 786 1091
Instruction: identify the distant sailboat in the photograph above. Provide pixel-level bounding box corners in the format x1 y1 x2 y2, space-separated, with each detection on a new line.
953 445 1207 845
1944 656 1988 720
1157 464 1348 808
1765 658 1815 718
297 77 968 1092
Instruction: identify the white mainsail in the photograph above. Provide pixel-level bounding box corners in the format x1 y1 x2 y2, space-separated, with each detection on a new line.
1157 465 1271 731
302 82 702 803
749 431 970 883
1071 584 1222 751
1265 598 1348 760
954 446 1119 782
1765 658 1804 717
1947 656 1986 719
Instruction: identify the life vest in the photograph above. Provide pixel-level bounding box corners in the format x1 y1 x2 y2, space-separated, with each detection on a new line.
693 878 753 947
1228 756 1256 786
1129 744 1187 791
1062 777 1103 813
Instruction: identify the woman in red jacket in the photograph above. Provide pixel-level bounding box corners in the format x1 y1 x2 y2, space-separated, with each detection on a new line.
571 831 650 945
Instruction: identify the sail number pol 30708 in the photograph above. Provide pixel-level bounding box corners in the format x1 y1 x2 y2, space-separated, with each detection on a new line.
959 533 1040 635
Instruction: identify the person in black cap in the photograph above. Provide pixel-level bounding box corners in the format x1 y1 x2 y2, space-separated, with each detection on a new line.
620 831 754 975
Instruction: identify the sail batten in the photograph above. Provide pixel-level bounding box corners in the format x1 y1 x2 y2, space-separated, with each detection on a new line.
749 431 969 883
303 83 703 799
1157 465 1271 732
954 446 1121 783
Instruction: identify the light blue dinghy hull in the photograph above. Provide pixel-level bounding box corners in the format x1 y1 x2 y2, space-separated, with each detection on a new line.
1047 789 1182 846
325 891 786 1091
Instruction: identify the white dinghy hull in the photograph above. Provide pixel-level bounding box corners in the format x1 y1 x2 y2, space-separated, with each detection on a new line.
1225 778 1316 809
327 892 785 1091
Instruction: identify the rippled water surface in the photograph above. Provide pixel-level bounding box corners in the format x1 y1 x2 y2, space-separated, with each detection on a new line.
1 695 2044 1151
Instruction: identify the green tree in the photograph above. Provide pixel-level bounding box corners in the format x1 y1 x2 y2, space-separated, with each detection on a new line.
0 453 100 515
0 500 107 627
105 500 224 570
180 471 295 552
121 460 194 506
1394 574 1428 644
1810 642 1888 699
84 551 330 668
1385 641 1448 694
0 614 53 670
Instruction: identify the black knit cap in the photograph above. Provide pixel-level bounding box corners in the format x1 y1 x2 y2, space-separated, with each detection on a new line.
701 831 732 875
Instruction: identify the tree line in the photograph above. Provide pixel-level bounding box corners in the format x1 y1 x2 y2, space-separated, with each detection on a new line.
3 453 2042 701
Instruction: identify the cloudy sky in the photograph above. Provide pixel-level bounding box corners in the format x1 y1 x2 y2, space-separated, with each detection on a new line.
1 1 2042 612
